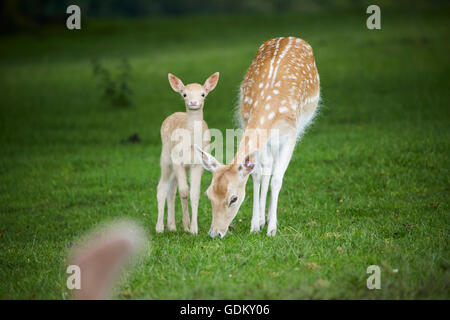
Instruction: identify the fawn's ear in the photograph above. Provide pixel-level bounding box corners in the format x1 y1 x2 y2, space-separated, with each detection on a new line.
168 73 185 93
194 144 221 172
204 72 220 94
238 149 258 179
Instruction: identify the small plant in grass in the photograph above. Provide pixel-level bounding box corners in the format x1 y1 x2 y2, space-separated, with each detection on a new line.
91 58 133 107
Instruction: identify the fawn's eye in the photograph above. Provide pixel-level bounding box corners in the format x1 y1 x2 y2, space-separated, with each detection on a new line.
201 93 205 97
183 93 187 97
228 195 238 207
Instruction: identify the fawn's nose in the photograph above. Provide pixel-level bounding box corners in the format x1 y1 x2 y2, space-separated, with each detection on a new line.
189 100 199 107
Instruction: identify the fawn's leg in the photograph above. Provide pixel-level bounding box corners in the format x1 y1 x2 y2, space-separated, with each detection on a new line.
189 165 203 235
174 164 190 232
156 163 171 233
166 175 177 231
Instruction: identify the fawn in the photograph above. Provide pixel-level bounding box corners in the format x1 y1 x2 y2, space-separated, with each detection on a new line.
195 37 320 238
156 72 219 234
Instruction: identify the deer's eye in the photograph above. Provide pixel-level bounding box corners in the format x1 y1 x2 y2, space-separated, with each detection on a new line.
228 195 238 207
183 93 187 97
201 93 205 97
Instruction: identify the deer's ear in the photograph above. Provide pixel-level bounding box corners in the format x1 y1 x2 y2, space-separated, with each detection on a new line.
194 144 221 172
168 73 185 93
238 149 258 179
204 72 219 94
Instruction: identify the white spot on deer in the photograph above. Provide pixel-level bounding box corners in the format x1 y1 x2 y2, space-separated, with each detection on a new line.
273 89 279 95
275 81 281 87
281 100 286 105
268 112 275 120
259 83 263 88
266 95 272 101
279 107 288 113
265 104 271 110
260 117 265 125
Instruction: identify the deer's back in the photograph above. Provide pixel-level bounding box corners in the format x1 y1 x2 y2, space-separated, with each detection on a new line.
239 37 320 132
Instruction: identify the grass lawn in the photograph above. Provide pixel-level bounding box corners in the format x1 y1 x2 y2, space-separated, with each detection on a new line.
0 9 449 299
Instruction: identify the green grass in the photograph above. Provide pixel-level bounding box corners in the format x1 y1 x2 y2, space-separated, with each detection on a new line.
0 9 449 299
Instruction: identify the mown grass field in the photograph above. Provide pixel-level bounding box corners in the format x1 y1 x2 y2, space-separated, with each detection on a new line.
0 9 449 299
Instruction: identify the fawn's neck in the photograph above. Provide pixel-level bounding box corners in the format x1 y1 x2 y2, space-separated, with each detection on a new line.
185 108 204 148
186 108 203 126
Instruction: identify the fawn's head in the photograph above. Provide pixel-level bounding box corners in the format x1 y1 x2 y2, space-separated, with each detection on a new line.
195 145 258 238
168 72 219 111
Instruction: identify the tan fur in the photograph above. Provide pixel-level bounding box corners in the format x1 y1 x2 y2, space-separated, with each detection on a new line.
156 73 219 234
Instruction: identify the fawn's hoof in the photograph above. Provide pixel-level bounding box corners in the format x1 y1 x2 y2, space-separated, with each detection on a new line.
155 224 164 233
190 225 198 235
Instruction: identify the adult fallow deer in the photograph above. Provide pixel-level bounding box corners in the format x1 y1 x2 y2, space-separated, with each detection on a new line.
196 37 320 238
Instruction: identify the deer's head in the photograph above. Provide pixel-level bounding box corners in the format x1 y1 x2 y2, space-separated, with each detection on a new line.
195 145 257 238
168 72 219 111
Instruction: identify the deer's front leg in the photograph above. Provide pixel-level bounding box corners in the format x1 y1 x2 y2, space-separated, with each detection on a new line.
189 165 203 235
166 176 177 231
156 163 171 233
259 148 273 229
174 164 190 232
267 137 296 236
250 164 262 233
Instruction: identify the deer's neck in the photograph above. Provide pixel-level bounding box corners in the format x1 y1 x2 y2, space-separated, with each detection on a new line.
186 109 203 127
234 127 271 165
185 109 204 148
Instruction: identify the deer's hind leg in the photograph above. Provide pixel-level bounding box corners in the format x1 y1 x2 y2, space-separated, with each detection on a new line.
166 174 177 231
156 162 172 233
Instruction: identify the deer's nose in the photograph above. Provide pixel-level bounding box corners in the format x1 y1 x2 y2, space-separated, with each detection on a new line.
208 229 217 238
189 101 199 106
